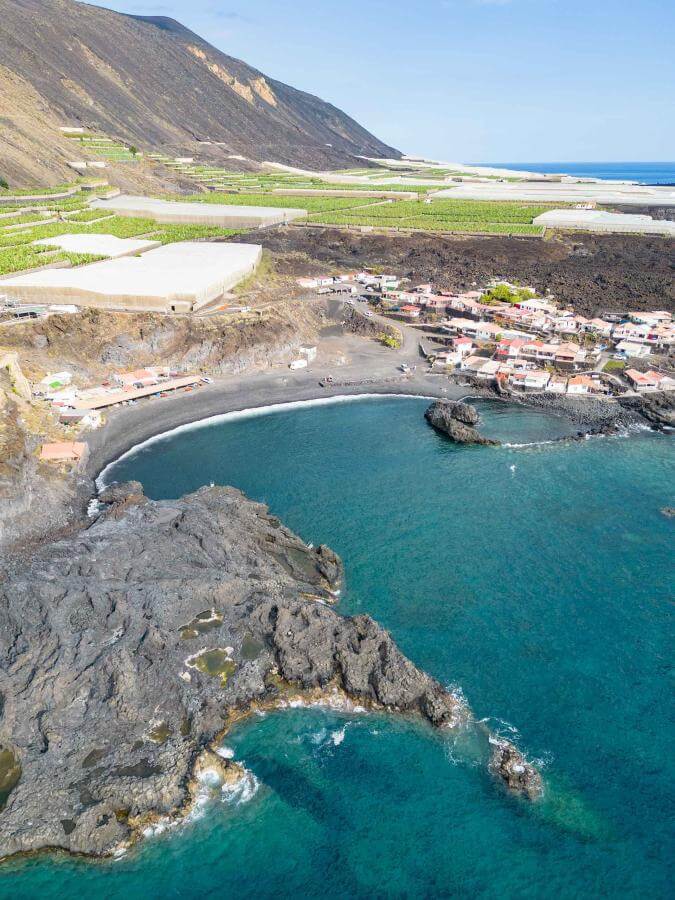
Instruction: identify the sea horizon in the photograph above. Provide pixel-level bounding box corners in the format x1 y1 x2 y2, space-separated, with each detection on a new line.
471 161 675 184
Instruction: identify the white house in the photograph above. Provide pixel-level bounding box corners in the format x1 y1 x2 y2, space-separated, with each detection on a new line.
567 375 596 394
615 340 651 358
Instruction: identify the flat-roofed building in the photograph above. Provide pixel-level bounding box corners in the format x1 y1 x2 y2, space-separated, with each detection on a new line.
0 242 262 314
532 209 675 236
90 195 307 228
39 441 87 463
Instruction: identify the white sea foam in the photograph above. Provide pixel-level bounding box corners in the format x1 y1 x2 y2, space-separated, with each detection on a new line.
87 498 102 518
331 726 347 746
96 393 433 489
221 769 260 806
216 744 235 759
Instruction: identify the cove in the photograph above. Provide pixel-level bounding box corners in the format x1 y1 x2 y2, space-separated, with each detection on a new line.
2 398 672 899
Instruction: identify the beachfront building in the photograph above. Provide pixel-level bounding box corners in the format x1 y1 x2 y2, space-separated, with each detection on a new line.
508 370 551 391
624 369 675 392
39 441 87 463
567 375 597 394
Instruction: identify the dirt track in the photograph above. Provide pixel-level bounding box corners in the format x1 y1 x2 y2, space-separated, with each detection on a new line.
253 226 675 317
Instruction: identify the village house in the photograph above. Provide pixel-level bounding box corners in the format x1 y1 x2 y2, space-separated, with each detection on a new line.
587 318 614 337
452 336 475 355
398 304 421 318
515 297 557 316
615 340 652 358
441 316 477 335
624 369 675 392
113 366 171 389
567 375 597 394
496 337 529 360
628 311 671 326
39 441 87 463
548 375 568 393
432 349 463 369
508 369 550 390
419 295 451 312
475 321 503 342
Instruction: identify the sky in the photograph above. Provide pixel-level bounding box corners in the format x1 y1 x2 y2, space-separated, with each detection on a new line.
81 0 674 163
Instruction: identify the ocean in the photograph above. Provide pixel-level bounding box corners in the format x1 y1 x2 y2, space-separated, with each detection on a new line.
2 398 673 899
477 162 675 184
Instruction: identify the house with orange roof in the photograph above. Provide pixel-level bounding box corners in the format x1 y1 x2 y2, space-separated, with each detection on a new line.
39 442 87 464
567 375 597 394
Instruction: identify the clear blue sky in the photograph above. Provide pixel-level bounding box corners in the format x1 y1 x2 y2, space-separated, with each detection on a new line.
82 0 674 162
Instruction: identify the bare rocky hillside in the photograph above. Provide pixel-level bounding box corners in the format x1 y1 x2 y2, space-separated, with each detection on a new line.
0 0 399 187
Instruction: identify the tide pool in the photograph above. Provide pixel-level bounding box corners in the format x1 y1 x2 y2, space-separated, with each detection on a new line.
3 398 672 898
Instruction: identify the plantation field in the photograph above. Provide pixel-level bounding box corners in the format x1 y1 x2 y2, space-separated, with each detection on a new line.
307 213 543 235
0 245 104 276
305 198 567 234
65 209 116 222
0 214 241 274
179 192 385 212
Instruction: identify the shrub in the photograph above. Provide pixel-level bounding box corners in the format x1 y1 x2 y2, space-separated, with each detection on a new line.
379 332 401 349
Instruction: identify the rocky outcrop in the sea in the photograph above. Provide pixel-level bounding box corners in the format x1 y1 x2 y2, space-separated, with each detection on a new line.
424 400 499 445
660 507 675 518
0 483 540 861
489 738 543 801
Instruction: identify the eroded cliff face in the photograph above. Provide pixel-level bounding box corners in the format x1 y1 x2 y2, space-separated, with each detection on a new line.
0 482 541 861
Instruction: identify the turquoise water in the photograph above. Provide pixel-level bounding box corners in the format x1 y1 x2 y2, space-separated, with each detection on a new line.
3 398 673 898
478 162 675 184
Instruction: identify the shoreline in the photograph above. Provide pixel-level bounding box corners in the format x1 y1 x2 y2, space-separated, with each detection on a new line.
85 370 469 483
86 368 650 490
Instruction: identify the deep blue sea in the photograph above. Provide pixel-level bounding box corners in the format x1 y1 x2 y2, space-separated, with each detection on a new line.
478 162 675 184
2 398 673 899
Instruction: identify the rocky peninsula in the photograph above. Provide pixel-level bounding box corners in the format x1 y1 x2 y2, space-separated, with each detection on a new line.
0 481 542 862
424 400 499 445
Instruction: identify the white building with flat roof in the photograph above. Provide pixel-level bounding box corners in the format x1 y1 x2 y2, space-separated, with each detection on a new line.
90 195 308 228
0 242 262 314
532 209 675 236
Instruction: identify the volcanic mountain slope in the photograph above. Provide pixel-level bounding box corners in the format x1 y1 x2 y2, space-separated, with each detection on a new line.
0 0 400 186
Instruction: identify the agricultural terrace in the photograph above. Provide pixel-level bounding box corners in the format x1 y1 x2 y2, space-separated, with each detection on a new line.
150 161 429 195
62 131 140 162
306 198 568 235
177 193 386 212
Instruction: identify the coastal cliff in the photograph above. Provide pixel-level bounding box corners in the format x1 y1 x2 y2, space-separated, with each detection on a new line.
0 482 541 861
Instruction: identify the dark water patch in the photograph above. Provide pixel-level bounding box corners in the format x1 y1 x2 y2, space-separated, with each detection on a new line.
241 632 265 661
186 649 236 683
82 749 107 770
179 610 223 640
147 723 172 745
113 760 162 779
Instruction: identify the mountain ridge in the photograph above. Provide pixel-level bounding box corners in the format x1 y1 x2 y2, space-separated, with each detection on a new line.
0 0 400 186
